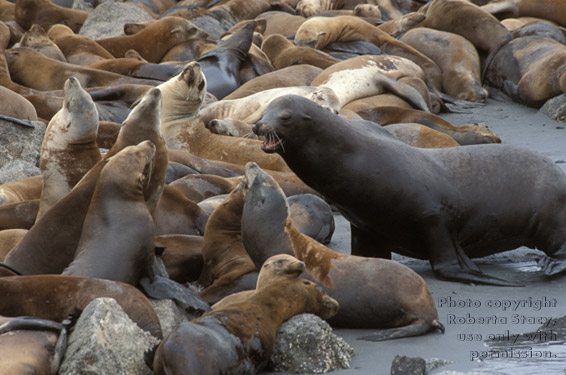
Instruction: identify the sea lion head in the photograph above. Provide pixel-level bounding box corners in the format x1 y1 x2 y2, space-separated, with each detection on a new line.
158 61 207 118
257 254 305 288
305 87 340 114
297 279 339 320
354 4 382 19
60 77 99 143
103 140 156 193
296 0 321 18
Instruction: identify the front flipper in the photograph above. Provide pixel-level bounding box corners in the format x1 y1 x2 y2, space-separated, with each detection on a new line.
356 319 444 342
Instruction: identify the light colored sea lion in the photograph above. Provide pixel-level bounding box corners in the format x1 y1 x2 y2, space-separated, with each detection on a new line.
19 24 66 62
400 27 488 102
350 106 501 145
62 141 156 286
261 33 340 70
0 85 37 120
6 47 161 91
194 183 257 305
36 77 101 219
255 94 566 285
152 276 338 374
294 15 443 92
157 61 291 172
241 162 445 338
47 24 114 66
0 175 42 206
95 16 208 63
0 275 162 339
311 54 431 111
211 253 305 311
15 0 89 32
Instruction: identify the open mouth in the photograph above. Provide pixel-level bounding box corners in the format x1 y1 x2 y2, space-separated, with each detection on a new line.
261 132 284 153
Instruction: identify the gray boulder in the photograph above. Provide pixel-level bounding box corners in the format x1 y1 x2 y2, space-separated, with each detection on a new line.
58 297 160 375
79 1 153 40
0 160 40 185
391 355 426 375
0 119 45 170
540 94 566 122
149 298 194 338
269 314 354 373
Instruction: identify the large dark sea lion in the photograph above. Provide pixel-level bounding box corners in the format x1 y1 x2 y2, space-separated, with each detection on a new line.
254 95 566 286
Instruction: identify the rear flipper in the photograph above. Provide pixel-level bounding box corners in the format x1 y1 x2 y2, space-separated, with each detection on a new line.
356 319 445 342
538 253 566 276
432 259 524 287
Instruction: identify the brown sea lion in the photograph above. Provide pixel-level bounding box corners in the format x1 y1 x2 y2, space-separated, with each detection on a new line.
255 94 566 285
0 200 38 230
86 55 182 82
0 229 27 260
194 182 257 305
19 24 66 62
0 85 38 120
241 162 445 338
152 185 207 236
400 27 488 102
384 123 461 148
15 0 89 32
0 175 42 205
256 11 306 37
95 16 208 63
0 275 162 339
62 141 156 286
481 0 566 27
155 234 204 284
158 61 291 172
294 15 443 92
152 276 338 374
37 77 101 219
6 47 161 91
261 33 340 70
47 24 115 66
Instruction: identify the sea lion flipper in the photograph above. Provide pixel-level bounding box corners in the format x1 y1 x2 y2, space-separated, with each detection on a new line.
139 276 211 314
537 254 566 276
356 319 443 342
380 75 430 113
432 259 523 287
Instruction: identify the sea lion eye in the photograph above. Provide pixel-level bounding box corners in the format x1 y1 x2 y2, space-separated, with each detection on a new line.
280 113 291 121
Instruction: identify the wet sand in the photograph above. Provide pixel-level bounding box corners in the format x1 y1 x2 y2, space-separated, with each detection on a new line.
264 96 566 375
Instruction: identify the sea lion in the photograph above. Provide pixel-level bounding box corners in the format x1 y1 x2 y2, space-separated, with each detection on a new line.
152 276 338 374
0 175 42 205
0 200 38 230
19 24 66 62
155 234 204 284
261 33 340 70
6 47 161 91
37 77 101 219
376 12 425 37
194 182 258 305
223 64 323 100
484 33 566 107
0 275 162 339
0 85 38 120
351 106 501 145
47 24 115 66
294 15 443 92
399 27 488 102
241 162 445 337
15 0 89 32
480 0 566 27
95 16 208 63
287 193 335 245
62 141 156 286
310 54 432 111
383 123 461 148
87 55 182 82
152 185 207 236
256 11 306 37
0 229 27 260
157 61 291 172
254 94 566 285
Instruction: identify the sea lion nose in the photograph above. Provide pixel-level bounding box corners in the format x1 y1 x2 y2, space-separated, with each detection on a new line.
253 121 263 135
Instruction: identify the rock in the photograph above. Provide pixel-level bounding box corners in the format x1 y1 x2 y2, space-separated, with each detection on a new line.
58 297 160 375
0 119 45 168
79 1 153 40
0 160 40 185
149 298 193 338
540 94 566 122
72 0 94 11
390 355 426 375
269 314 354 373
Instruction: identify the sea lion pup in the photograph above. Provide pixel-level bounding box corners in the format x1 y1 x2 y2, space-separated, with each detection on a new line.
19 24 66 62
211 253 306 310
0 275 162 339
261 34 340 70
193 181 258 305
5 86 165 275
62 141 157 285
15 0 88 32
241 162 444 337
420 0 511 57
310 55 431 111
484 33 566 107
5 47 162 91
47 24 114 66
152 276 339 375
0 315 72 375
36 77 101 219
352 106 501 145
158 61 291 172
399 28 488 102
0 175 42 205
255 95 566 285
294 15 442 93
95 16 208 63
224 64 323 100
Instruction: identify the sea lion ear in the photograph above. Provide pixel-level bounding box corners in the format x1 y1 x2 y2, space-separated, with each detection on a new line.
318 31 326 36
302 115 312 121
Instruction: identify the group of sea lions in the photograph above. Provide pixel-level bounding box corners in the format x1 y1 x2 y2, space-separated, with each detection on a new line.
1 0 566 373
